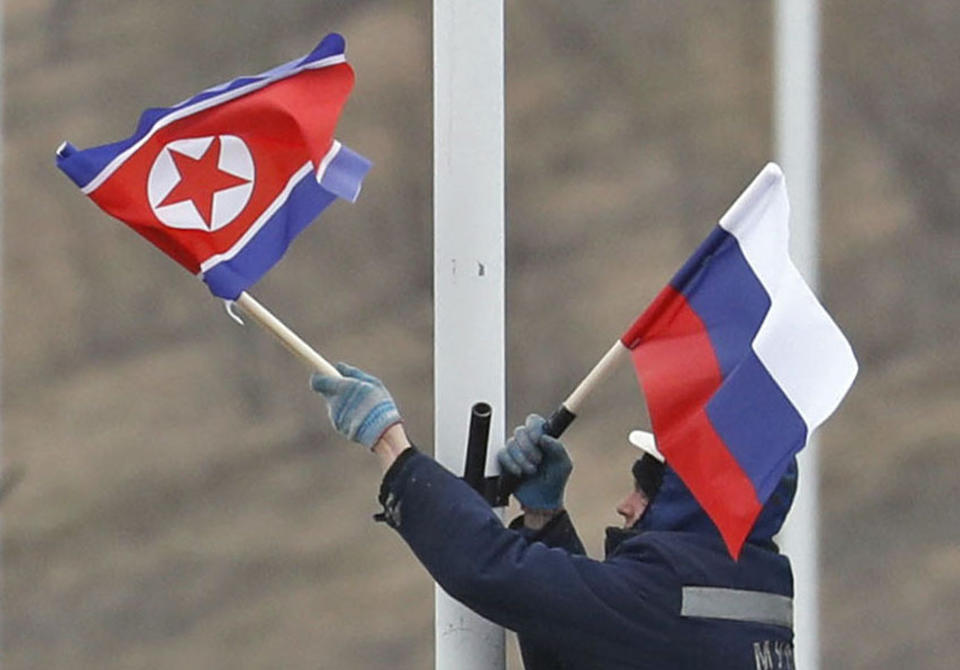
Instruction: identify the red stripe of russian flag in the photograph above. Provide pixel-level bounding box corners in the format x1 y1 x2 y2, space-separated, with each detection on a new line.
621 285 762 558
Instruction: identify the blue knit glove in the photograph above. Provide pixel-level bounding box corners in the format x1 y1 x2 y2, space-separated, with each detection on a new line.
310 362 402 449
497 414 572 510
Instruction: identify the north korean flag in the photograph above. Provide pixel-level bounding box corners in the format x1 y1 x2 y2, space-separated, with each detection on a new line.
56 33 371 300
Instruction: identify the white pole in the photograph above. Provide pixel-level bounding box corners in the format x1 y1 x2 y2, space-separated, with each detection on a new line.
433 1 506 670
775 2 820 669
0 3 5 658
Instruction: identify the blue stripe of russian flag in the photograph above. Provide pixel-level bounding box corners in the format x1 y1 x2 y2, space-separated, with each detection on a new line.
673 225 808 503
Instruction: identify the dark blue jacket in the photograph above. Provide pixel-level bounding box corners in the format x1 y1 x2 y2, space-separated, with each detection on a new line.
378 448 798 669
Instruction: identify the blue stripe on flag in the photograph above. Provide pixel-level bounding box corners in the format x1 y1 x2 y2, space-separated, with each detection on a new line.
672 225 806 500
706 352 808 501
56 34 347 189
672 227 771 378
202 174 337 300
319 144 372 203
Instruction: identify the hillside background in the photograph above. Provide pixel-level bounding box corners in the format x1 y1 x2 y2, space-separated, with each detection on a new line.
3 1 958 668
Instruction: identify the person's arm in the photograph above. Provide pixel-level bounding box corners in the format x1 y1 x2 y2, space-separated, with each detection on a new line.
377 415 586 557
373 423 412 472
496 413 586 556
378 448 676 662
309 362 413 472
312 364 676 661
498 414 571 526
521 508 560 531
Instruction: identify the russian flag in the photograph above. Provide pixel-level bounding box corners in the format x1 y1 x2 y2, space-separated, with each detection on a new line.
622 163 857 558
55 33 371 300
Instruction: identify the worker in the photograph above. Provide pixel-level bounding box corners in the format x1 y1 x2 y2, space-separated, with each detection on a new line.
312 362 797 670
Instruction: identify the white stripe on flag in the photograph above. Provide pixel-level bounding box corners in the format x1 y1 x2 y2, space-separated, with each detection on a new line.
314 139 342 183
718 163 858 433
81 54 346 195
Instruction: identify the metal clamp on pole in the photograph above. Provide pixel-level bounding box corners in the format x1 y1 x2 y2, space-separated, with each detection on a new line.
462 402 508 507
463 402 492 496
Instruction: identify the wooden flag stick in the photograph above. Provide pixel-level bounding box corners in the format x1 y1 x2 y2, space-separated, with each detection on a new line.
234 292 341 377
554 339 655 448
499 339 633 498
539 340 632 437
562 340 631 415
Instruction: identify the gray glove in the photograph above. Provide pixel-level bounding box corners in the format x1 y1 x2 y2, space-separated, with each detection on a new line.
310 362 402 449
497 414 572 511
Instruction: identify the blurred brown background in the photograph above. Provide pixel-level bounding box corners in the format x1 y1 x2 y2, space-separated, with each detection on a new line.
3 1 958 668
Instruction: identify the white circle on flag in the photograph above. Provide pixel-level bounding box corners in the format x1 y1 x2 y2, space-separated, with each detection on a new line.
147 135 255 231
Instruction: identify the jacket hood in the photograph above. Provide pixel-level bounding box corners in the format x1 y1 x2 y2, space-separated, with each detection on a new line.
633 457 798 548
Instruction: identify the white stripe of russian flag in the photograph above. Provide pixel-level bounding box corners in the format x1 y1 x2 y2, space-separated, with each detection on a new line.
719 163 858 435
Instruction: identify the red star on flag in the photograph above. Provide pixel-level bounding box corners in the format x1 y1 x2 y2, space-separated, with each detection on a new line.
158 137 251 228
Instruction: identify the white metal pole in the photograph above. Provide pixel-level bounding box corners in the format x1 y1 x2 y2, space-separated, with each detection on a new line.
0 3 5 658
775 1 821 669
433 1 506 669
